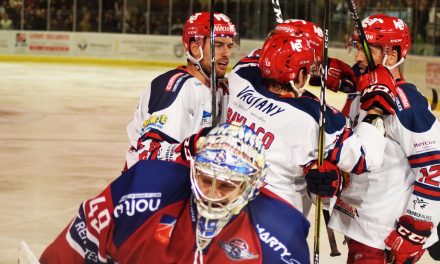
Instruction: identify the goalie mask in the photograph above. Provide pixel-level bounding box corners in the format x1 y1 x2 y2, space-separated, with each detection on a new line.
190 122 267 257
352 14 411 70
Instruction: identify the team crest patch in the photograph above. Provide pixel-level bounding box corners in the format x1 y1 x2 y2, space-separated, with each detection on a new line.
154 214 176 245
219 238 259 261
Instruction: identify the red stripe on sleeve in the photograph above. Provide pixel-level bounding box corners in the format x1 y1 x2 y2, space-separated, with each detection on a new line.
409 154 440 165
414 184 440 198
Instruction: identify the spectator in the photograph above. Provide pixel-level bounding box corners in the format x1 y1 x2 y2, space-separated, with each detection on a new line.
0 12 13 29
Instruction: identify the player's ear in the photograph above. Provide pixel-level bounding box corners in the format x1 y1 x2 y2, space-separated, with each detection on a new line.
295 68 307 88
190 40 203 60
386 49 399 67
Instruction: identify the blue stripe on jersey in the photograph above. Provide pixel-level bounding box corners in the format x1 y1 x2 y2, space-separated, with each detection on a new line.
351 147 367 174
110 160 191 248
327 128 354 165
395 83 437 133
68 207 100 261
408 150 440 168
249 190 310 264
414 181 440 201
234 66 346 134
148 68 193 114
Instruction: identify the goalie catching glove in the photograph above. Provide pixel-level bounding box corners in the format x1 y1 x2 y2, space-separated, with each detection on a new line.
358 64 397 115
385 215 433 264
304 160 343 198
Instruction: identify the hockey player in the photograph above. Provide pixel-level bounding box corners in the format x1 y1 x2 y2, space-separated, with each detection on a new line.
39 122 311 264
319 14 440 263
226 33 394 215
234 19 357 95
124 12 237 169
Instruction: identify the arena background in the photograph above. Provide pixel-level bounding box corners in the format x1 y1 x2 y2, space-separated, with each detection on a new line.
0 0 439 263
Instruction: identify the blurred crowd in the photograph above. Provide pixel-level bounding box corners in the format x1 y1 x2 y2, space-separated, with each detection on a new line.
0 0 439 55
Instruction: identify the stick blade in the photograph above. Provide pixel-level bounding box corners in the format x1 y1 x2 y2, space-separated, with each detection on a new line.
18 241 40 264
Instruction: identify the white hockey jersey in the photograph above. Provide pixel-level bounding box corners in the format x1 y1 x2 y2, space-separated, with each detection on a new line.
125 67 213 168
329 80 440 249
227 60 387 213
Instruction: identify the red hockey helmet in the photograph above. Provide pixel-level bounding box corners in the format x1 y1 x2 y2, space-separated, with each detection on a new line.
259 34 315 84
273 19 323 62
353 14 411 58
182 12 238 53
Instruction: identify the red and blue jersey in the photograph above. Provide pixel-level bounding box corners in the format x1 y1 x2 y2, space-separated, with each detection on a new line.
40 160 310 264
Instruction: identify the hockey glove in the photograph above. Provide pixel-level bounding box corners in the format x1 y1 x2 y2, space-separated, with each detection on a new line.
358 64 397 115
307 58 357 93
327 58 357 93
384 215 433 264
304 160 343 198
176 127 213 161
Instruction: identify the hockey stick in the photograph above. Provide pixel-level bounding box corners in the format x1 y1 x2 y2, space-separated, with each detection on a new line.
210 0 217 126
432 88 438 110
314 0 330 263
346 0 375 71
271 0 283 23
323 209 341 256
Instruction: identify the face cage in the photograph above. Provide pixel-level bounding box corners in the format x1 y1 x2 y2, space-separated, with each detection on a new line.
190 159 261 222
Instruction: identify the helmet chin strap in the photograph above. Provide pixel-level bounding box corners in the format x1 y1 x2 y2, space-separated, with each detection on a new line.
382 54 405 71
185 46 211 85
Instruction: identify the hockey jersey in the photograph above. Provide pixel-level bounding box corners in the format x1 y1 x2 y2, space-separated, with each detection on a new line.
329 80 440 249
125 67 214 168
40 160 311 264
227 60 387 212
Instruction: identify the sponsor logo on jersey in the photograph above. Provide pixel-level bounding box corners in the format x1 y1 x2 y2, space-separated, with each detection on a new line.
201 110 212 125
219 238 259 261
334 198 359 219
141 114 168 134
236 86 286 117
396 87 411 109
256 224 300 264
413 140 437 149
165 72 185 92
154 214 176 245
406 209 432 221
114 193 161 218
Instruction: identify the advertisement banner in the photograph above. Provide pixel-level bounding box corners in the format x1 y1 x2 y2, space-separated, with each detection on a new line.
24 32 71 55
0 31 14 53
117 35 184 62
73 33 116 57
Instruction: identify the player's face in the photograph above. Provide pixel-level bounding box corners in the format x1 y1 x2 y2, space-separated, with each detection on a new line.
354 42 384 74
195 172 242 204
200 37 234 78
